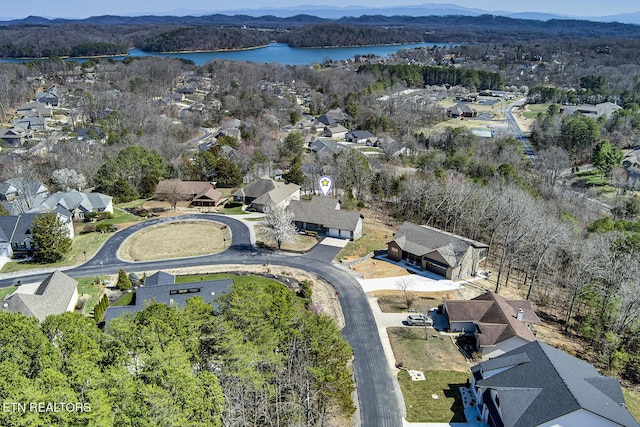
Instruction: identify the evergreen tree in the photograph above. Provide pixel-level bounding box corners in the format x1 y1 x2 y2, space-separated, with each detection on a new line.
116 269 132 291
31 213 72 263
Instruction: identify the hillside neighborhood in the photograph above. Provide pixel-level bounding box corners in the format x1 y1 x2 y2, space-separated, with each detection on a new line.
2 18 640 427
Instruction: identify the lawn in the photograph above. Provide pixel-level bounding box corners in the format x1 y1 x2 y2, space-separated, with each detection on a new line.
522 103 550 119
76 277 105 315
373 290 455 313
624 389 640 423
219 205 249 215
175 273 280 287
398 369 470 423
0 286 17 300
118 221 230 261
338 219 394 260
111 291 135 307
388 323 476 423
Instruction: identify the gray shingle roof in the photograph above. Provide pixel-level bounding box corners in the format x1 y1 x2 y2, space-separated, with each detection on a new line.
288 196 363 232
105 272 233 321
474 341 639 427
233 176 279 199
0 270 77 321
391 221 488 268
40 190 112 213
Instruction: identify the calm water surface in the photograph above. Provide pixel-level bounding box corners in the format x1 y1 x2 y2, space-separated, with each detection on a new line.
2 42 452 66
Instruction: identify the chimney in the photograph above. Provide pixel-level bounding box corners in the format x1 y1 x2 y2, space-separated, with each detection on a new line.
516 308 524 321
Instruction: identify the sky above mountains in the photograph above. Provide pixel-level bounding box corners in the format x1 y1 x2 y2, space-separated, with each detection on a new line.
4 0 639 20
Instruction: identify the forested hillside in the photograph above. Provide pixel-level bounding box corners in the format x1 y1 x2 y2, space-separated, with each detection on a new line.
0 279 354 426
1 13 640 57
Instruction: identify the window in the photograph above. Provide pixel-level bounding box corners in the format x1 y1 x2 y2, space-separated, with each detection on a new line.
169 288 201 295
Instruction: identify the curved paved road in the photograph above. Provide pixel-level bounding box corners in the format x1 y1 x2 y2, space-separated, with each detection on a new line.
0 214 402 427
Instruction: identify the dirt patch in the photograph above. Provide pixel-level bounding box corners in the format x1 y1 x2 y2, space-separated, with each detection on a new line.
118 221 230 261
350 257 410 278
370 290 462 313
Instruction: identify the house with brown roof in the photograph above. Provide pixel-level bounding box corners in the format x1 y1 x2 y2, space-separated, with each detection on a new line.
0 270 78 321
444 291 541 359
155 180 223 207
288 196 363 240
387 221 488 279
232 176 300 213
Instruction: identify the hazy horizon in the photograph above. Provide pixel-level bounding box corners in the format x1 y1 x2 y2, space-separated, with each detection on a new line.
3 1 639 20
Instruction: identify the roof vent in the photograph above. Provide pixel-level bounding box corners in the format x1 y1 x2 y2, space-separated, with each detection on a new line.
516 308 524 321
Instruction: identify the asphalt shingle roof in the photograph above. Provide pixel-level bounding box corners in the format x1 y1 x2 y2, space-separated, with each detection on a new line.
0 270 77 321
474 341 639 427
390 221 488 268
288 196 363 232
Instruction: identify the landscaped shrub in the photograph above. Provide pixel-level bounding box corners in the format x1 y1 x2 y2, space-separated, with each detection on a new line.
83 223 97 233
93 294 109 324
226 201 243 208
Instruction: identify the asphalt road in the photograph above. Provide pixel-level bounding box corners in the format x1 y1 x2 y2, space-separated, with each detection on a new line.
0 214 403 427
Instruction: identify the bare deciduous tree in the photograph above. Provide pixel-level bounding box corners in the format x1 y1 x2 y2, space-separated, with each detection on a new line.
260 202 297 250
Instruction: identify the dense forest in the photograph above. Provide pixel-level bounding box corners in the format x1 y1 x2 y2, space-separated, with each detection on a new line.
278 23 427 48
0 278 354 426
140 27 272 52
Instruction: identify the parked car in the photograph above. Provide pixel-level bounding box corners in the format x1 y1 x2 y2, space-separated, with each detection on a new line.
406 314 433 326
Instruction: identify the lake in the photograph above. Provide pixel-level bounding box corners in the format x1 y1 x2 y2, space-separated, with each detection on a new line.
2 42 452 66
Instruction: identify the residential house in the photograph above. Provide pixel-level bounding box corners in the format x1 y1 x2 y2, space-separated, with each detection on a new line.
315 108 347 126
376 138 411 157
16 101 51 118
0 270 79 321
155 180 223 207
345 130 374 144
38 190 113 220
288 196 364 240
387 221 489 279
0 128 29 146
309 138 342 155
0 210 74 258
14 116 47 132
77 127 105 143
470 340 639 427
105 271 233 321
444 291 541 359
0 177 49 215
232 176 300 212
447 104 479 118
562 102 622 119
35 87 62 106
323 123 348 140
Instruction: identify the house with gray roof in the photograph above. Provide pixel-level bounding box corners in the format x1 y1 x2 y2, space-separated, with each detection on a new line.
233 176 300 213
387 221 488 279
562 101 622 119
38 190 113 220
0 177 49 215
155 180 223 207
471 340 639 427
14 116 47 132
0 270 78 321
309 138 342 155
345 130 374 144
105 271 233 321
288 196 363 240
16 101 51 118
444 291 541 359
0 127 29 146
0 210 73 258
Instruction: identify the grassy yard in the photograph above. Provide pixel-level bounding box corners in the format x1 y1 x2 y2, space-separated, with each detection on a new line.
624 389 640 423
522 103 551 119
374 291 453 314
76 277 105 315
0 286 17 300
338 219 394 260
175 273 281 287
111 291 135 307
390 325 472 423
219 205 249 215
398 369 470 423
